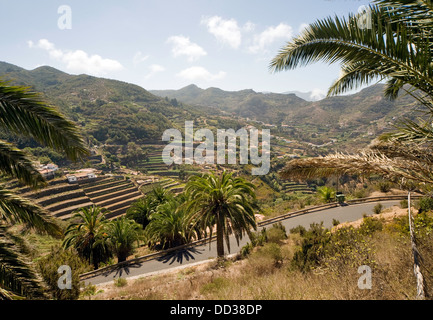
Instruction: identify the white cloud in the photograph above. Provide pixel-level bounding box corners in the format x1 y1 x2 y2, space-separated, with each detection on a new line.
248 23 293 54
133 51 149 65
298 23 309 34
176 66 226 82
144 64 165 79
310 88 327 101
167 35 207 62
201 16 242 49
28 39 123 76
243 21 256 32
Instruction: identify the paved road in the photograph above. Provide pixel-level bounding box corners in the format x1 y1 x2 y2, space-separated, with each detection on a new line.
83 200 400 286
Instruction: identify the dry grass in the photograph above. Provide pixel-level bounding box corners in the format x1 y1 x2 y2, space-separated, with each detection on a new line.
88 211 433 300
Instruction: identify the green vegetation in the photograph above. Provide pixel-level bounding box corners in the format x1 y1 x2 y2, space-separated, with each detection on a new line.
0 80 88 299
185 171 257 257
94 211 433 300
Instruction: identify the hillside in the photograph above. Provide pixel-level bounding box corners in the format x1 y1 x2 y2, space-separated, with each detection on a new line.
0 61 202 145
0 60 423 156
151 83 420 152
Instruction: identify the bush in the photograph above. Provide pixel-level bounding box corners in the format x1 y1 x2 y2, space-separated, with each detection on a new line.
37 246 91 300
373 203 383 215
290 222 330 272
377 181 392 193
359 216 383 235
290 225 307 236
249 228 267 247
114 277 128 287
247 243 283 275
266 222 287 244
418 197 433 213
400 199 408 209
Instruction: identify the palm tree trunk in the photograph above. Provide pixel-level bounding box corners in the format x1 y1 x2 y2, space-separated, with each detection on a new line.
216 215 225 258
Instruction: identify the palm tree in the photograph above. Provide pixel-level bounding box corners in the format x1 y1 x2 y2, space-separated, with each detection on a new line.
317 186 336 203
184 171 257 258
126 196 154 229
144 197 193 249
106 216 143 263
0 81 89 299
62 206 112 269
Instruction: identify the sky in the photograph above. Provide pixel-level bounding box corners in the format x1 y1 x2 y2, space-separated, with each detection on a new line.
1 0 372 99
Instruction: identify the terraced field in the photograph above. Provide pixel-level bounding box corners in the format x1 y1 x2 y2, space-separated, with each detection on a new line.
15 176 145 221
281 181 315 195
78 177 143 219
140 177 185 195
138 149 169 174
18 180 94 220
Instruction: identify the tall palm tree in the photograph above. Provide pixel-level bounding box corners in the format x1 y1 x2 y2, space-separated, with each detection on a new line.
0 81 89 299
62 206 112 269
184 171 257 258
106 216 143 263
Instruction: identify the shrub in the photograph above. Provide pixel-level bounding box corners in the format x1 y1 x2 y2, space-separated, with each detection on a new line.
418 197 433 213
332 218 340 226
373 203 383 215
359 216 383 235
377 181 392 193
247 243 283 275
266 222 287 244
114 277 128 287
240 242 254 258
249 228 267 247
400 199 408 209
290 225 307 236
290 222 330 272
37 246 91 300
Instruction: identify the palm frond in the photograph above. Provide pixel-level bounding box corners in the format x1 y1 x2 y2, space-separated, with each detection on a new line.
270 4 433 98
0 227 44 299
280 148 433 185
0 139 45 189
0 187 62 238
0 80 90 162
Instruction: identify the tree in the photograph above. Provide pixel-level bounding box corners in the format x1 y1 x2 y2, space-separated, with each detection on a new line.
106 216 143 263
185 171 257 258
126 196 154 229
317 186 336 203
144 197 193 249
62 206 112 269
0 81 89 299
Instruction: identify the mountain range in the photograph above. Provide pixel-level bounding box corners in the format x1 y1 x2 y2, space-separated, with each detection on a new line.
0 61 422 152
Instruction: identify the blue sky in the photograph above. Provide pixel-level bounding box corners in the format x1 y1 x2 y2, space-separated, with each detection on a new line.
1 0 372 98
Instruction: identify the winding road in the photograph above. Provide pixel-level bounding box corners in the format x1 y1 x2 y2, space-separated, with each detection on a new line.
83 200 400 286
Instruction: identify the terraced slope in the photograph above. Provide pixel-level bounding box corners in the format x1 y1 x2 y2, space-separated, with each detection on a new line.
18 180 94 220
79 176 143 219
281 181 315 195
